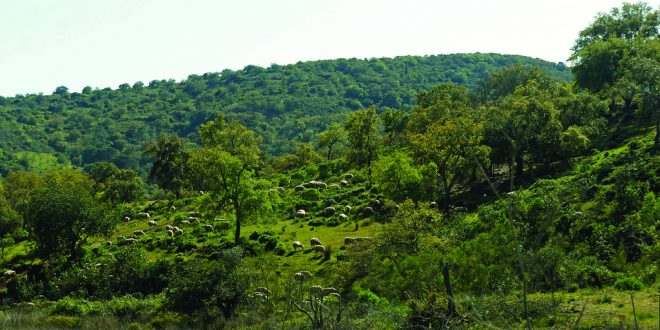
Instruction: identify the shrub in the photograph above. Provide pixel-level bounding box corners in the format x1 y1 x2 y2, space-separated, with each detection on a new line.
51 297 102 316
614 277 644 291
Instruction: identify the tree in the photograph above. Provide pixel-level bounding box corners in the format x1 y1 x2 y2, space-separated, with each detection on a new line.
144 135 189 197
317 123 346 160
484 81 562 176
570 2 659 111
344 107 379 177
380 108 408 147
23 170 115 261
474 65 556 103
193 115 265 245
372 152 424 201
88 162 145 203
409 83 490 211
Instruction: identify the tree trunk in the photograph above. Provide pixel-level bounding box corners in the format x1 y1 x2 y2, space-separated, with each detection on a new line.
515 155 524 176
326 143 334 160
442 263 456 317
234 201 242 245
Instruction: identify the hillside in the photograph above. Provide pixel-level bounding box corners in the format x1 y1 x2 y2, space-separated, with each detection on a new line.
0 53 569 176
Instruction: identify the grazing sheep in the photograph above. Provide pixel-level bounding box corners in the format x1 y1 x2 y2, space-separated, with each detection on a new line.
371 199 381 208
340 180 349 186
310 238 322 246
324 199 337 207
133 230 146 236
181 220 191 225
454 206 468 213
324 207 336 216
293 271 313 282
506 191 516 196
364 207 374 216
293 241 304 251
171 205 176 211
106 241 113 246
277 186 285 193
344 173 354 180
429 202 438 208
344 205 352 212
329 184 341 189
174 227 184 236
295 185 305 192
165 225 173 231
344 237 357 245
121 238 138 245
323 287 338 296
166 230 174 237
254 287 271 296
187 211 200 217
296 209 307 218
3 270 17 278
313 245 326 254
188 216 199 221
123 216 130 222
137 212 151 219
572 211 584 218
338 213 349 222
148 220 158 227
203 224 214 232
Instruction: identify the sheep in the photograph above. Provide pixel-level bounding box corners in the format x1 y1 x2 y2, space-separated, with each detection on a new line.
338 213 349 222
324 199 337 206
203 224 214 232
344 205 352 212
106 241 113 246
293 271 313 282
324 207 336 216
277 186 285 193
371 199 381 208
133 230 146 236
340 180 349 186
293 241 304 251
313 245 326 254
430 202 438 208
123 216 131 222
253 292 268 300
364 207 374 216
170 205 176 211
506 191 516 196
121 238 138 245
254 287 271 296
344 237 357 245
165 225 173 231
166 230 174 237
3 270 16 278
148 220 158 227
329 184 341 189
181 220 191 225
295 185 305 192
454 206 468 213
173 227 183 236
310 238 322 247
187 211 200 217
188 216 199 221
344 173 354 180
572 211 584 218
296 209 307 218
323 287 339 296
137 212 151 219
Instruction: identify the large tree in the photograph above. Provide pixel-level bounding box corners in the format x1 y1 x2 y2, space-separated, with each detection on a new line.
345 107 380 177
409 83 490 211
570 2 659 111
193 115 265 245
317 123 346 160
144 134 189 197
23 170 115 261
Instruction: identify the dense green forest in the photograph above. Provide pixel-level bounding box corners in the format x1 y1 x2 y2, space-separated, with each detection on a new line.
0 2 658 329
0 53 570 176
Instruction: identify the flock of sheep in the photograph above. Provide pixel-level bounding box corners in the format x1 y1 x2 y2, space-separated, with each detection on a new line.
115 210 217 246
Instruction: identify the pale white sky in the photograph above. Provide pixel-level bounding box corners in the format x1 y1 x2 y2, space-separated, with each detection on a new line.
0 0 655 96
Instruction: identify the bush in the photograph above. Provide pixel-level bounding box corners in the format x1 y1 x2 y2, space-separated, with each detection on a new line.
614 277 644 291
51 297 102 316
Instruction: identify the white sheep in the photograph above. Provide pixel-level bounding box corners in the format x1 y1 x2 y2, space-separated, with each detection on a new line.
338 213 349 221
133 230 145 236
310 238 322 246
203 224 214 232
181 220 191 225
3 270 17 278
293 241 304 251
148 220 158 227
296 209 307 218
293 271 313 282
165 225 173 231
344 173 354 180
325 207 336 216
313 245 326 254
166 230 174 237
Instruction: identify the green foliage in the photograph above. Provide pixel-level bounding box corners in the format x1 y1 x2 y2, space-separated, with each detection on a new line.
614 277 645 291
144 135 189 197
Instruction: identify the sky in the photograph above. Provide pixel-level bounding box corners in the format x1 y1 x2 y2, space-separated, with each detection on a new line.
0 0 656 97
